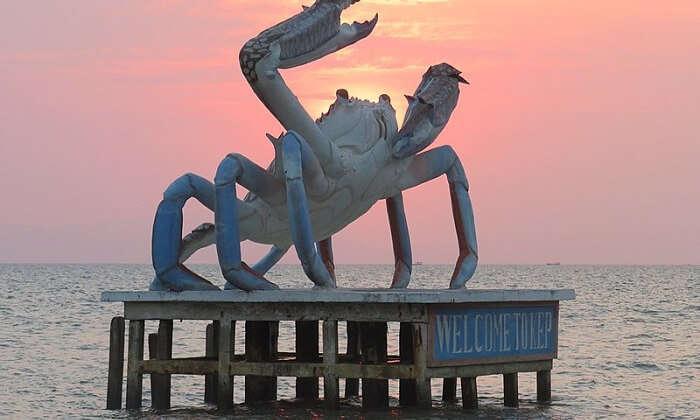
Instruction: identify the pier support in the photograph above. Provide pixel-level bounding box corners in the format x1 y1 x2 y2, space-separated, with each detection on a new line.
126 320 144 409
537 369 551 402
399 322 416 406
322 320 339 409
461 377 478 409
148 320 173 409
360 322 389 409
106 316 125 410
148 334 159 403
503 372 519 407
217 318 234 410
295 320 319 400
442 378 457 402
413 323 432 408
245 321 278 403
204 321 219 404
344 321 360 398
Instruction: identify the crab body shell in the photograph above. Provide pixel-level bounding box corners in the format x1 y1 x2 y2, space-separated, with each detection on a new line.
240 95 408 248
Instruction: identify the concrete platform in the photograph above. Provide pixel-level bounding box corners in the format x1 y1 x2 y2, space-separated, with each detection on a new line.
101 288 575 304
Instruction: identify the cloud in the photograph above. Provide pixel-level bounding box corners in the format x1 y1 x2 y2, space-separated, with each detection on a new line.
373 20 476 40
310 63 425 77
363 0 449 4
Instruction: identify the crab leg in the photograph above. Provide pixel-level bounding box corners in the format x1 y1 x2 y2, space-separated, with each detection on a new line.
281 131 335 288
215 154 284 290
396 145 478 288
239 0 377 169
167 225 289 277
317 237 336 281
386 193 412 288
151 174 222 291
252 245 289 276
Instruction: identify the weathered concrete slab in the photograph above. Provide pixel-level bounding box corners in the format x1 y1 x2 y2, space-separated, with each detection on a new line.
102 288 575 303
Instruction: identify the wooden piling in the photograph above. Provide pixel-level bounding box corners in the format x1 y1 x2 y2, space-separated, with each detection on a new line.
461 377 478 409
204 321 219 404
322 319 339 409
295 320 319 400
126 319 144 409
503 372 519 407
442 378 457 402
148 333 159 406
399 322 416 406
360 322 388 409
537 369 551 402
245 321 278 403
413 323 432 408
217 318 234 410
344 321 360 398
106 316 125 410
149 320 173 409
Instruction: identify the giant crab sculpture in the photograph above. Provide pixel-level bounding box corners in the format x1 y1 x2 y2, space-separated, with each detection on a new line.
149 0 478 292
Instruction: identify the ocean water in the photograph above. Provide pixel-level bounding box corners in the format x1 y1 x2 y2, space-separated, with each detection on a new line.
0 264 698 419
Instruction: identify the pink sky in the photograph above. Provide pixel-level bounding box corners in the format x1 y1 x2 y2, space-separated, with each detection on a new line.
1 0 698 264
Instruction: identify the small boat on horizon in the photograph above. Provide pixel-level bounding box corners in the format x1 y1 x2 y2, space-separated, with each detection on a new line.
546 262 561 266
415 261 424 266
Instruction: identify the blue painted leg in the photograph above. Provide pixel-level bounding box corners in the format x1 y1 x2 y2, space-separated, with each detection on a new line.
317 237 335 282
281 132 335 288
446 162 478 288
215 154 282 290
386 193 412 288
396 145 478 288
151 173 219 291
252 245 289 275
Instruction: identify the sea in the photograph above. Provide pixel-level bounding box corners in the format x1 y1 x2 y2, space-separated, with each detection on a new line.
0 264 698 419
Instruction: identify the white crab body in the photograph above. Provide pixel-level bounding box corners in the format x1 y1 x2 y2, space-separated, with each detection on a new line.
239 93 408 248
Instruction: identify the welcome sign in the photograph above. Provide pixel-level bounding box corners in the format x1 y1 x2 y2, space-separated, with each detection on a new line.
427 302 559 366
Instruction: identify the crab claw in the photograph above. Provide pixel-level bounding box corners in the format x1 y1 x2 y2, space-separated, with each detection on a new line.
279 11 378 69
392 63 466 159
240 0 378 82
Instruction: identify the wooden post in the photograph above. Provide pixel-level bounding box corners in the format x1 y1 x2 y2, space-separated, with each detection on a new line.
204 321 219 404
106 316 125 410
148 333 160 408
360 322 388 409
537 369 551 402
344 321 360 398
503 372 518 407
295 320 319 400
413 323 431 408
442 378 457 402
461 377 478 409
150 320 173 409
126 319 144 409
217 318 234 410
399 322 416 406
245 321 278 403
322 319 339 409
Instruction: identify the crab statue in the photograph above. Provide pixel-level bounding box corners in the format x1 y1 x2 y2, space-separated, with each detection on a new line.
149 0 478 292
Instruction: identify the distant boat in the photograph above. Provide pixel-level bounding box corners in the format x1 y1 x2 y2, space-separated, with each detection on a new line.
546 262 561 266
415 261 424 266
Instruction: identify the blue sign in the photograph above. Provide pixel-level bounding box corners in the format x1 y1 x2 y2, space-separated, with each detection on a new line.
428 303 558 366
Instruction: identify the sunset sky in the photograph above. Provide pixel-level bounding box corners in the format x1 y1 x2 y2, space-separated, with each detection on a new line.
1 0 698 265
